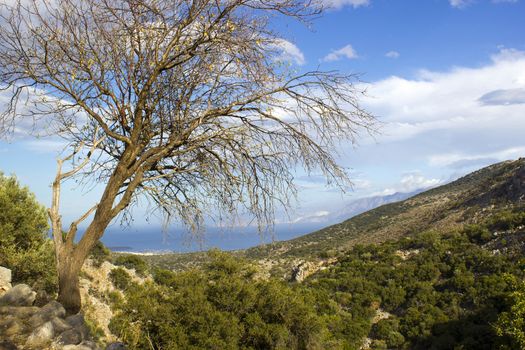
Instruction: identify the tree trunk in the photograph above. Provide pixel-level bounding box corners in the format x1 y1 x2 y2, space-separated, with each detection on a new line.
57 259 82 315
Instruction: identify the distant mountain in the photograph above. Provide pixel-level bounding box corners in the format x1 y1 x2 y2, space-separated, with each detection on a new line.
334 189 426 222
143 158 525 273
244 158 525 261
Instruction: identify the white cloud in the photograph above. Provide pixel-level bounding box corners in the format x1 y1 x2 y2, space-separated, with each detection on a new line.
320 0 370 10
362 48 525 143
322 44 358 62
385 51 400 59
479 88 525 105
269 39 305 65
449 0 471 8
428 147 525 168
377 173 442 196
291 210 331 224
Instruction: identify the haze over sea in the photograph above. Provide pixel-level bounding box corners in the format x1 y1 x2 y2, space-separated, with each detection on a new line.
99 223 325 253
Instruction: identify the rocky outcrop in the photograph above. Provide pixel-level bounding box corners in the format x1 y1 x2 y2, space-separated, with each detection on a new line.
0 266 126 350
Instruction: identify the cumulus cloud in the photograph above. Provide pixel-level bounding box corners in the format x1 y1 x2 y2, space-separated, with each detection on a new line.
385 51 400 59
269 39 305 65
322 44 358 62
377 173 442 196
362 47 525 144
320 0 370 10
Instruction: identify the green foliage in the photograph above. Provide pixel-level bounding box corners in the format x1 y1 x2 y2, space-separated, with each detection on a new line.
114 254 148 276
111 252 333 350
0 173 56 293
488 210 525 231
109 267 132 290
111 209 525 349
495 275 525 349
89 241 111 267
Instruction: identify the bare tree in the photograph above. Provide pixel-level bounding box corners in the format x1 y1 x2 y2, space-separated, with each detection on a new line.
0 0 375 313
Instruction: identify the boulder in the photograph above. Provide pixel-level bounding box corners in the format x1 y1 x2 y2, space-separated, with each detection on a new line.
0 267 12 296
65 314 91 340
0 306 39 319
56 328 83 345
106 342 127 350
25 321 54 348
0 284 36 306
65 314 86 328
0 267 12 284
28 301 66 327
63 341 102 350
0 340 18 350
51 316 72 333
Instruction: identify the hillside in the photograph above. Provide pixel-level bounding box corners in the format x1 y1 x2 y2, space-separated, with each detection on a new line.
244 158 525 260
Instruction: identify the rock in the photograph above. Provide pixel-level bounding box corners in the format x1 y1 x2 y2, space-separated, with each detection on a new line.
0 284 36 306
4 319 24 337
56 328 83 345
106 342 127 350
0 306 39 318
65 314 86 328
62 345 93 350
80 341 102 350
0 267 12 296
51 316 72 333
0 340 18 350
25 321 54 348
62 341 101 350
0 266 12 284
28 301 66 327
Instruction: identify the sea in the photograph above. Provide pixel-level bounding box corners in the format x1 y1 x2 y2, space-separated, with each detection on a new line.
98 222 326 254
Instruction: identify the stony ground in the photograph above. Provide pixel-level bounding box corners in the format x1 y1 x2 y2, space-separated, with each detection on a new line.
0 266 126 350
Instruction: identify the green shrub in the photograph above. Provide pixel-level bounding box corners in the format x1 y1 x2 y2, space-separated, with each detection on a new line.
89 241 111 267
109 267 132 290
0 173 57 294
114 254 148 276
110 252 330 350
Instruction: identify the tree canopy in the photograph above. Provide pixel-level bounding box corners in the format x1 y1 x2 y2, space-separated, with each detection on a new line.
0 0 374 312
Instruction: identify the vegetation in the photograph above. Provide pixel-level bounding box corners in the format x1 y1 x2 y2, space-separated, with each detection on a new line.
114 255 149 277
110 251 335 349
110 210 525 349
0 173 56 294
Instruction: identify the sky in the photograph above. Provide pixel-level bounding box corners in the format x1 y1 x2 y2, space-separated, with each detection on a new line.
1 0 524 239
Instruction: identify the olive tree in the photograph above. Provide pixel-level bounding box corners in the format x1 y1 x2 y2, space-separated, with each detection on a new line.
0 0 375 313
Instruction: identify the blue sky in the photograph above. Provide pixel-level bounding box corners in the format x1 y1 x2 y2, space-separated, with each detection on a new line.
1 0 525 234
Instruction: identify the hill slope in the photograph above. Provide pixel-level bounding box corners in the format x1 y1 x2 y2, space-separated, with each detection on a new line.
244 158 525 260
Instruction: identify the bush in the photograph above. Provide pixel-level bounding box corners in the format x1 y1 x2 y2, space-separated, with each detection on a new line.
110 252 330 349
0 173 57 293
109 267 132 290
114 254 148 276
89 241 111 267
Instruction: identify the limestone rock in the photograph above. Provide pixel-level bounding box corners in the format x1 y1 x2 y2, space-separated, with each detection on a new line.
0 306 39 319
106 342 127 350
65 314 86 328
0 284 36 306
0 267 12 284
62 341 102 350
51 316 72 333
0 267 12 296
0 340 18 350
56 328 83 345
25 321 54 348
28 301 66 327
